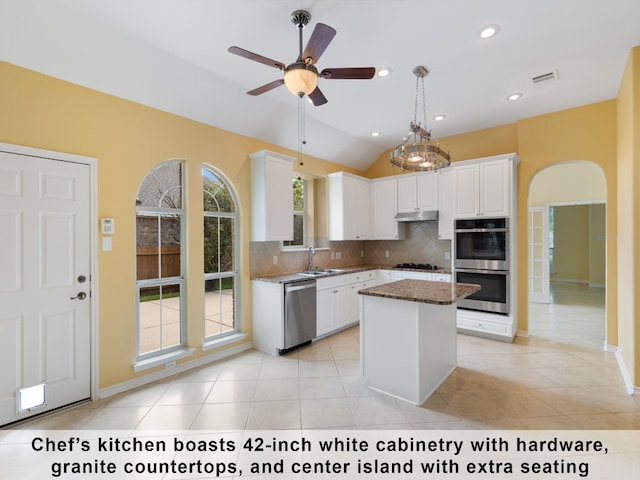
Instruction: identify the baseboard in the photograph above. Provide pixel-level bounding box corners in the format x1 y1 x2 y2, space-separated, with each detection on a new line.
516 330 529 338
615 349 637 395
98 342 254 399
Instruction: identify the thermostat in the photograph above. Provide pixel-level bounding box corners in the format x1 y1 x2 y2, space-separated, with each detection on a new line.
101 218 115 235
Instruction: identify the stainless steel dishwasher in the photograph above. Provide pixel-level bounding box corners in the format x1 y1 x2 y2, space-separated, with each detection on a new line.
282 279 316 354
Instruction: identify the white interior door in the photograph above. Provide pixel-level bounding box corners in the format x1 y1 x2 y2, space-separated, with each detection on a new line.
528 206 550 303
0 150 91 426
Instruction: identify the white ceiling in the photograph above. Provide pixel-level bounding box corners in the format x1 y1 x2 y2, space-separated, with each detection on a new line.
1 0 639 171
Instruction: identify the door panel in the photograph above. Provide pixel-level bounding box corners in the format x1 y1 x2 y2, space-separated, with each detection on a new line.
528 206 550 303
0 150 91 426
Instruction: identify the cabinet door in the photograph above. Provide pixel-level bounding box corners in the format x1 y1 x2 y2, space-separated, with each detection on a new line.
438 168 454 239
316 288 335 336
397 176 417 212
342 176 358 239
454 164 479 217
267 156 295 239
250 151 294 241
355 179 370 239
480 160 509 216
333 285 351 329
371 179 403 239
417 172 438 210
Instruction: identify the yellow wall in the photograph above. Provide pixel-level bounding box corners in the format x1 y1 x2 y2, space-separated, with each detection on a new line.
0 61 360 389
616 47 640 386
590 204 606 287
551 205 590 283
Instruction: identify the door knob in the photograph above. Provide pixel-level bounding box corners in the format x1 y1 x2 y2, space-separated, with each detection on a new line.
70 292 87 300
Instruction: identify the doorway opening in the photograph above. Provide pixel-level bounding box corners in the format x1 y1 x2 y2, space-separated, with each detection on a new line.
527 161 606 348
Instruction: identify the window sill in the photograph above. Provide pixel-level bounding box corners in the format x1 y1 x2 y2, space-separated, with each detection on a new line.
133 348 194 373
202 332 248 352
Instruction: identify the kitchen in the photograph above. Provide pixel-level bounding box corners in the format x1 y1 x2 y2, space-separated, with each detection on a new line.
0 1 639 437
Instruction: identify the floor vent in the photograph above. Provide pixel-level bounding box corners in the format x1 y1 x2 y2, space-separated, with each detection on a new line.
532 70 559 84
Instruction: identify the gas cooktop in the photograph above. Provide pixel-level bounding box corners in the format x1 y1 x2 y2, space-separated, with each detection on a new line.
394 263 440 271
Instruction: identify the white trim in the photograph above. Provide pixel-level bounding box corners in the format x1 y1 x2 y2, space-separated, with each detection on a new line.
99 342 253 399
202 332 248 352
133 347 194 373
0 142 99 405
615 350 636 395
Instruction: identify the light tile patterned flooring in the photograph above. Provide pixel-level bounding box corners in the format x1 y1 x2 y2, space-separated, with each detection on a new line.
7 283 640 431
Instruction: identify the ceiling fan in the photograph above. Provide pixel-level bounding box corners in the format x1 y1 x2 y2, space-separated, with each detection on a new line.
228 10 375 106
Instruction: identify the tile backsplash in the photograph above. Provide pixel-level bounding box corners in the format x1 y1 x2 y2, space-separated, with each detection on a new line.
250 221 451 277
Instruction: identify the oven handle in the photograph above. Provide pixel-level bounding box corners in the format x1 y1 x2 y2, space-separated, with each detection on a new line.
454 228 508 233
455 268 509 275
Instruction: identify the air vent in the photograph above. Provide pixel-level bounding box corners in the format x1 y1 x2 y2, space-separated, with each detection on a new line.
531 70 559 85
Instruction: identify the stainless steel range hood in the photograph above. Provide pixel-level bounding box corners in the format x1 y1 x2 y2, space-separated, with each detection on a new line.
394 210 439 222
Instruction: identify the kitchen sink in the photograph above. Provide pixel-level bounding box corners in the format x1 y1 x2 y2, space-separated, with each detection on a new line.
299 268 344 276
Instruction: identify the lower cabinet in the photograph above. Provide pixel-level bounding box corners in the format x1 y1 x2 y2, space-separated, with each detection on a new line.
316 270 377 337
456 309 516 340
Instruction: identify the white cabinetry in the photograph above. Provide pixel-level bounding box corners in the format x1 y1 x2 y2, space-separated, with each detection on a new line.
454 157 511 218
317 270 377 337
371 177 405 240
438 167 454 239
250 150 294 241
328 172 370 240
251 280 285 355
397 172 438 213
376 269 392 285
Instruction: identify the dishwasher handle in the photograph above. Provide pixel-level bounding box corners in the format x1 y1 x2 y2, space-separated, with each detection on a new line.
284 281 316 293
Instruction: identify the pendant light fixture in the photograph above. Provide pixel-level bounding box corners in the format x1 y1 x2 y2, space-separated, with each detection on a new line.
389 66 451 172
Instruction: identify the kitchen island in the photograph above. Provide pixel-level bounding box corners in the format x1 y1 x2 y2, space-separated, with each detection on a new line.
358 279 480 406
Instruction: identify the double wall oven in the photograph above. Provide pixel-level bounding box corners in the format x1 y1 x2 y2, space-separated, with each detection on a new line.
454 217 509 314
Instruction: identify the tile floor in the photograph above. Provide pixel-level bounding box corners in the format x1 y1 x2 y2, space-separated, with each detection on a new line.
6 283 640 431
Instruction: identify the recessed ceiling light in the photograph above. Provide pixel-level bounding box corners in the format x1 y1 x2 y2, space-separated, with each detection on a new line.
371 131 381 137
433 114 446 121
377 68 392 77
480 24 500 39
506 92 523 101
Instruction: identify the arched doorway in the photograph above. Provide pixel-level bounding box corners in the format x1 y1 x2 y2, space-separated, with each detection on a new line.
527 161 607 348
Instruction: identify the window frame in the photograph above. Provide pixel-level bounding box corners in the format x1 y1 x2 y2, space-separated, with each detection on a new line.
203 165 240 343
135 161 186 362
282 177 308 249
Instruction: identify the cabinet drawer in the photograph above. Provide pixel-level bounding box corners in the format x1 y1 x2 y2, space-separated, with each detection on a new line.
349 270 376 283
316 273 352 290
457 316 508 334
433 273 451 282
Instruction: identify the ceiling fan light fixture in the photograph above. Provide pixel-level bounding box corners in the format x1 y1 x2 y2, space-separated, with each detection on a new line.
284 63 318 96
389 67 451 172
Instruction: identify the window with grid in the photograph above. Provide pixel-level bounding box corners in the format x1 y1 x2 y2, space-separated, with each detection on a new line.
203 166 238 340
135 161 184 360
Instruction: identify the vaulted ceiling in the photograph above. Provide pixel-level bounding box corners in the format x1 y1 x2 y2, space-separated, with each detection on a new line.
2 0 639 170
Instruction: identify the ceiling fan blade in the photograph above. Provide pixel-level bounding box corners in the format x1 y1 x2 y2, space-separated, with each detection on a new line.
308 87 328 106
320 67 376 79
302 23 336 64
228 46 285 71
247 79 285 96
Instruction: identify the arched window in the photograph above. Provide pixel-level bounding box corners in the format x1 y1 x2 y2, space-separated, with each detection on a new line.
135 161 184 360
203 166 238 340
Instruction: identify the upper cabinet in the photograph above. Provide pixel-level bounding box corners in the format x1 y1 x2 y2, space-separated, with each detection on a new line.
250 150 294 241
454 157 513 218
371 177 405 240
397 172 438 213
328 172 370 240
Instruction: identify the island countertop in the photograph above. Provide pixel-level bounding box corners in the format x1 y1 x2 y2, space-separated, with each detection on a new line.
358 279 480 305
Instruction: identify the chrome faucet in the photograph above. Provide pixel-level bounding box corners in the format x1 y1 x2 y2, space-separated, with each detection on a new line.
307 245 316 271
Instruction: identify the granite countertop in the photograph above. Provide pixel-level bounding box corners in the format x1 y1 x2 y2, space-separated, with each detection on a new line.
250 265 383 283
358 279 480 305
251 264 452 284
